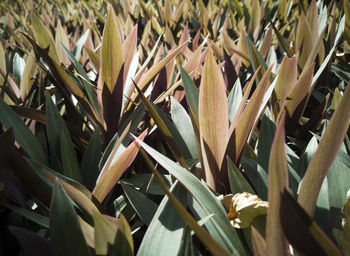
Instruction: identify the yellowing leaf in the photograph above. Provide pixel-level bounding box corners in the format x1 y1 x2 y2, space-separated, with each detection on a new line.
199 49 228 191
273 56 297 116
100 7 123 92
55 20 70 66
219 193 268 229
0 42 6 73
93 210 119 255
296 13 313 68
31 12 60 63
284 64 314 123
341 190 350 255
20 54 37 101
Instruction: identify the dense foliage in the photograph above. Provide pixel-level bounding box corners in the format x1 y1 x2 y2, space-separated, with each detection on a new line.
0 0 349 255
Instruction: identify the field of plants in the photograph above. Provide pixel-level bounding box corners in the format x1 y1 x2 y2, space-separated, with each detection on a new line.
0 0 349 255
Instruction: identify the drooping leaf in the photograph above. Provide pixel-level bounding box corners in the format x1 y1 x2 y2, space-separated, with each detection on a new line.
0 99 47 164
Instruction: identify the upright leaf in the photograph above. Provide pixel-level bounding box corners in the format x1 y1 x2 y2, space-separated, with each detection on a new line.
50 180 90 256
93 130 147 202
266 114 289 256
199 49 228 191
100 7 123 93
298 82 350 216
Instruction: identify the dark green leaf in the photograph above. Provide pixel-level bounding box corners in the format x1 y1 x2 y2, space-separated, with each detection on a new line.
49 180 91 256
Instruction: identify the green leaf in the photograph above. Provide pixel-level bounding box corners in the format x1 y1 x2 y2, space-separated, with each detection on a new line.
1 202 49 228
180 66 199 119
121 174 172 195
227 79 242 124
266 114 289 255
298 81 350 216
0 99 47 164
327 157 350 235
133 81 188 168
134 137 247 255
59 42 102 122
227 157 255 195
121 182 158 226
137 182 186 256
50 180 90 256
81 129 102 190
257 109 276 172
60 130 82 182
171 97 198 159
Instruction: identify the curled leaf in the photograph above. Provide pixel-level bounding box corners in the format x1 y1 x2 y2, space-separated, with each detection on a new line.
218 192 268 229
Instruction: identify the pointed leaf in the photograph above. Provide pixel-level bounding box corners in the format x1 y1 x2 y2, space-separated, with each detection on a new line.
134 137 247 255
171 97 198 159
121 182 158 226
251 226 267 256
31 12 60 63
93 210 119 255
0 99 46 164
112 214 134 256
266 114 289 256
298 82 350 216
100 7 123 92
50 180 91 256
180 66 199 118
199 49 228 191
93 130 147 202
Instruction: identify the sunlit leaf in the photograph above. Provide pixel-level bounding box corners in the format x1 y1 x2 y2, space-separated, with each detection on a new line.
199 49 228 191
298 82 350 216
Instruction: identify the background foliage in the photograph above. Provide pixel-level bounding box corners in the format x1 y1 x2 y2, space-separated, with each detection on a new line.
0 0 349 255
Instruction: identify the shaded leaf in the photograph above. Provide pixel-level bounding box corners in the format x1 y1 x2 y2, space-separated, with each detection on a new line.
50 180 91 256
266 114 289 256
